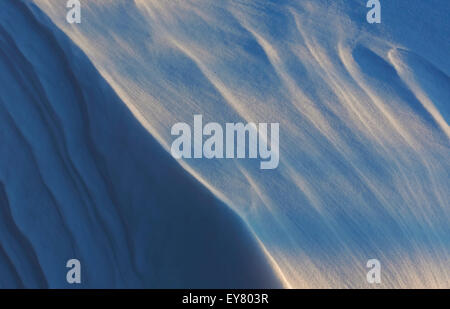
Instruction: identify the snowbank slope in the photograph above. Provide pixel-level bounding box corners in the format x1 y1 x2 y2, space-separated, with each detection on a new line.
0 0 282 288
1 0 449 288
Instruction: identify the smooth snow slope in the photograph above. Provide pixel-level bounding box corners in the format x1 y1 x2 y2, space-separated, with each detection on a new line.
0 0 283 288
2 0 449 288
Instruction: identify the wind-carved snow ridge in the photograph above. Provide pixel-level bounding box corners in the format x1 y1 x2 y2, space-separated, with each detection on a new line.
0 0 283 288
2 0 449 288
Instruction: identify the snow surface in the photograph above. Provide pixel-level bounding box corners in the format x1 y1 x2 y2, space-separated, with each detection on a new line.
0 0 449 288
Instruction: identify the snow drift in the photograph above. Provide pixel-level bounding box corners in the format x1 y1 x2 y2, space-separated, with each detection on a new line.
0 0 282 288
0 0 449 288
